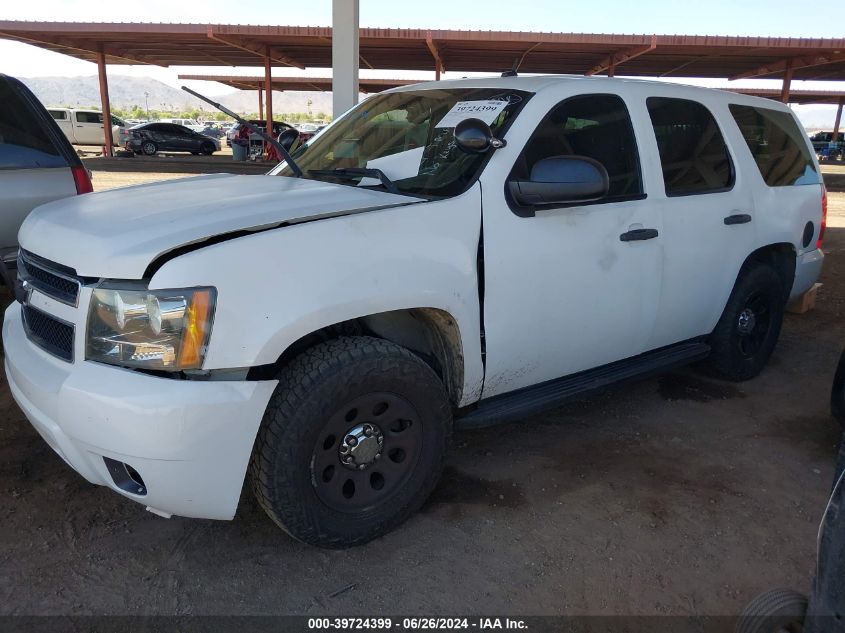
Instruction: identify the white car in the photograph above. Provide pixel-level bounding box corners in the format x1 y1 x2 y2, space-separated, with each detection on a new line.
47 108 130 147
157 117 199 128
5 76 825 548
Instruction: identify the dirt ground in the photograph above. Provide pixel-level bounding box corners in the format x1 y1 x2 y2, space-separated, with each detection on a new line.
1 162 844 617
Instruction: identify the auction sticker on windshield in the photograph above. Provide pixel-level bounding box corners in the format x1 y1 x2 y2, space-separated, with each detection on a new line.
435 100 508 128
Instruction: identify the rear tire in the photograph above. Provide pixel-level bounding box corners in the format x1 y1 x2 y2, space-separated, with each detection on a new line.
831 349 845 425
141 141 157 156
705 263 786 381
249 336 452 548
735 588 807 633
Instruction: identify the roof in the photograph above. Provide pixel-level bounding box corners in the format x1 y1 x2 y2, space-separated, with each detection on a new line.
177 74 419 93
2 21 845 80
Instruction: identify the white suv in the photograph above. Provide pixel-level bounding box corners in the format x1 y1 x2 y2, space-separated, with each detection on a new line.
4 76 825 547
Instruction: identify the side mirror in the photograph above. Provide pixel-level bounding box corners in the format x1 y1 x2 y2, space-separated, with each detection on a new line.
508 156 609 207
454 118 507 154
278 127 301 152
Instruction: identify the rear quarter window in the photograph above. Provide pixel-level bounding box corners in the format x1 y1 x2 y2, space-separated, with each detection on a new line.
729 104 820 186
0 80 67 169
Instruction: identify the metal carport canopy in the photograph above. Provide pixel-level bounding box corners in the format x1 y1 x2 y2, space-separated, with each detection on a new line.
176 75 418 93
2 21 845 80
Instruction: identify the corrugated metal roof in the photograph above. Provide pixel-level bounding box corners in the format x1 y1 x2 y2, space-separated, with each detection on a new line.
1 21 844 80
177 75 418 93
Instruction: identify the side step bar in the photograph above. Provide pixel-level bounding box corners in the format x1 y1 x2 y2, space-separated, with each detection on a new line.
457 341 711 429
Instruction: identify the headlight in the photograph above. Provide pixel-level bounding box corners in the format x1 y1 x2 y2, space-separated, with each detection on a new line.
86 286 216 371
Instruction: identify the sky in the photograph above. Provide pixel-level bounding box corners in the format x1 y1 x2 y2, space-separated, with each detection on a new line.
1 0 844 123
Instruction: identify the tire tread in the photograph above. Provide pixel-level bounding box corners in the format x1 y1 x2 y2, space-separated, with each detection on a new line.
249 336 451 548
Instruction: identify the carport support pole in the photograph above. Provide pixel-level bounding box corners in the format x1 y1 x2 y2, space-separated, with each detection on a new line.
258 84 264 120
332 0 359 117
780 59 794 104
264 51 273 155
96 49 114 157
834 97 844 142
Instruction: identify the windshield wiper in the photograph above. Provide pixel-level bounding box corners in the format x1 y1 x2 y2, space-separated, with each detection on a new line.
308 168 401 195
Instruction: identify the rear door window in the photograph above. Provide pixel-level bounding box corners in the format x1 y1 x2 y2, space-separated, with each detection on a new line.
0 79 66 169
646 97 734 196
729 104 820 186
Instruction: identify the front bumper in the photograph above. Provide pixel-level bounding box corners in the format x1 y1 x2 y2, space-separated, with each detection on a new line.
791 247 824 300
3 303 277 520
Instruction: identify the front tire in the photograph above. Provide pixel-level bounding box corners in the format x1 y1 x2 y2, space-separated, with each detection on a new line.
705 263 786 381
200 142 215 156
249 336 452 548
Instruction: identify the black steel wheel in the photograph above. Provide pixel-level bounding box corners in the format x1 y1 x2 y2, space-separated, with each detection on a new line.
705 263 786 381
311 392 423 513
736 290 773 359
250 336 451 548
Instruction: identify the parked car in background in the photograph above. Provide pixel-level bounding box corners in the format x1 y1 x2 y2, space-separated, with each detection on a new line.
47 108 129 147
810 131 843 152
6 77 825 548
226 119 297 146
158 117 199 128
297 122 319 134
126 122 220 156
0 74 92 270
187 123 225 139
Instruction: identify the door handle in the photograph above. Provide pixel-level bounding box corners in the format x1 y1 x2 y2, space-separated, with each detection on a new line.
620 228 659 242
724 213 752 225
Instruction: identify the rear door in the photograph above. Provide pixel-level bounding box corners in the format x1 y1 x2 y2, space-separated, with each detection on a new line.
73 111 105 145
640 95 757 348
0 77 78 258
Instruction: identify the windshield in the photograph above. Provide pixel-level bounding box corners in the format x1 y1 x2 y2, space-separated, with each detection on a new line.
270 87 532 197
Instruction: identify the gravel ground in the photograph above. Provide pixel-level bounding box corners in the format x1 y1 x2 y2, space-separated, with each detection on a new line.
0 165 842 617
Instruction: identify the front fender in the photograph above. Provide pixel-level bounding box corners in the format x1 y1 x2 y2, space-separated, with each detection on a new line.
150 185 485 406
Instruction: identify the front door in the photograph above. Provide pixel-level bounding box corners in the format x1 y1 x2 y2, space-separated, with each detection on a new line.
480 93 663 398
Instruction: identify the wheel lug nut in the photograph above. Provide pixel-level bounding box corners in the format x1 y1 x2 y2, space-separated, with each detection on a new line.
358 464 366 470
374 453 381 460
346 436 357 447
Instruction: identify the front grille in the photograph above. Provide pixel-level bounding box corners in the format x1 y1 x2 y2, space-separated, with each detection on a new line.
22 305 75 362
18 250 81 306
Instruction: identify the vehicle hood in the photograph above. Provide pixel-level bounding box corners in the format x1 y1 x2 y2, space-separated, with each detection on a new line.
19 173 423 279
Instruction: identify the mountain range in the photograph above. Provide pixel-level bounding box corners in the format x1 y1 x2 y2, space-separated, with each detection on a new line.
19 75 334 116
